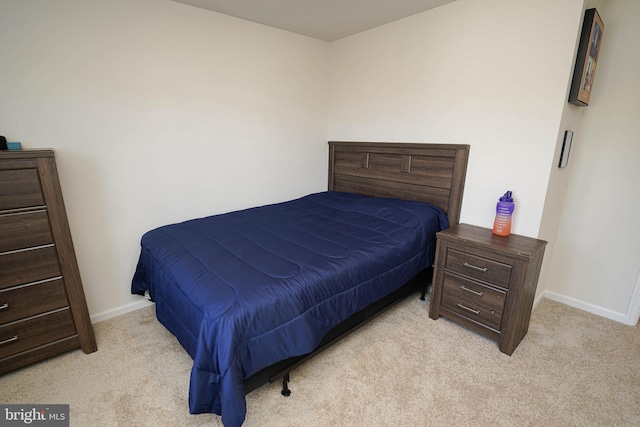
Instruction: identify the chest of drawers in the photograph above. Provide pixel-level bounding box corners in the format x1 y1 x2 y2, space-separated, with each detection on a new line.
429 224 547 355
0 150 96 374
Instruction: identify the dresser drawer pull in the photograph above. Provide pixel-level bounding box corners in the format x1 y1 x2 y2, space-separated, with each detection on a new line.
457 303 480 315
460 285 483 297
0 335 18 346
463 262 488 272
0 303 8 311
1 243 55 256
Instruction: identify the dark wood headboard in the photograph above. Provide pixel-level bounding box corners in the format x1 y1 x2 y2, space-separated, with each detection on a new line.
328 141 470 226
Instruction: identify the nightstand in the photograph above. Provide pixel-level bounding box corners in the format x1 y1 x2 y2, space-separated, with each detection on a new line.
429 224 547 355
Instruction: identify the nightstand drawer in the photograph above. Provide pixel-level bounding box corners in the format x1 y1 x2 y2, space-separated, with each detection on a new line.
445 248 512 288
0 210 53 253
0 308 77 359
442 272 506 311
0 245 61 290
441 273 505 331
0 278 69 324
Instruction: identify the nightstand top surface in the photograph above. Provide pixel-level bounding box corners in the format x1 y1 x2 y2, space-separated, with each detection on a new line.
438 223 547 258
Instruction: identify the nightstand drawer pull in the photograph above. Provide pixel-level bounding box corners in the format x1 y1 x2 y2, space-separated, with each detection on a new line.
457 303 480 315
0 303 8 311
460 285 483 297
463 262 487 272
0 336 18 346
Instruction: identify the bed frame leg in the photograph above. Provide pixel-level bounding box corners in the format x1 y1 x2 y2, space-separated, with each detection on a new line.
281 373 292 397
420 284 428 300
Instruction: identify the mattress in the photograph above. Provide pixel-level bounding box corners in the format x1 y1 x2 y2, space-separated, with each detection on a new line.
131 191 448 426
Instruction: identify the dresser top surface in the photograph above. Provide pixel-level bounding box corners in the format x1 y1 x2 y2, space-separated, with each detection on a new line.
0 149 54 160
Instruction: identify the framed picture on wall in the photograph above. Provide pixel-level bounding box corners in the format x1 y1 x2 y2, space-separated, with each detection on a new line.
569 8 604 106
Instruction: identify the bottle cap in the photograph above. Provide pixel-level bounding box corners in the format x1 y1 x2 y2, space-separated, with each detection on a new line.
499 191 513 202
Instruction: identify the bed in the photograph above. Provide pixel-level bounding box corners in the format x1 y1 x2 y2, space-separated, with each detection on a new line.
131 141 469 426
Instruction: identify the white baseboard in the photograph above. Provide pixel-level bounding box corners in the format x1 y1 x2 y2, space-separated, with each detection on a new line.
543 290 627 324
90 289 638 326
533 292 545 310
624 271 640 326
90 298 154 324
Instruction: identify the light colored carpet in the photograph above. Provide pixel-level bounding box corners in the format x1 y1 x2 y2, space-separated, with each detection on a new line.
1 295 639 426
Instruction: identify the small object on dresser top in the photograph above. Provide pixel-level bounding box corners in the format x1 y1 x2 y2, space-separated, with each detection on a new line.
7 142 22 150
0 135 6 150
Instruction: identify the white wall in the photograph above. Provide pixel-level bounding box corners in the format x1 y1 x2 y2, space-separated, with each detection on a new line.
537 0 595 304
328 0 585 239
544 0 640 323
2 0 636 325
0 0 329 319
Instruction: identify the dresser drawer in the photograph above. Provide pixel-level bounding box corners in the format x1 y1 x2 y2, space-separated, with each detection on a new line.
0 245 61 290
0 308 77 359
0 169 45 211
0 210 53 253
445 248 512 288
441 272 505 331
0 278 68 324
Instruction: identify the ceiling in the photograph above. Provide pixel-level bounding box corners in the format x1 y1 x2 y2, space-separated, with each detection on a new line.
172 0 458 41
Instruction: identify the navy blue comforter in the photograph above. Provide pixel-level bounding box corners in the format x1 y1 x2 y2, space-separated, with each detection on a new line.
131 191 448 426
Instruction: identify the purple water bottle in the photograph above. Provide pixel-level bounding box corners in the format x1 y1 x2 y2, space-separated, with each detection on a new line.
492 191 514 236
